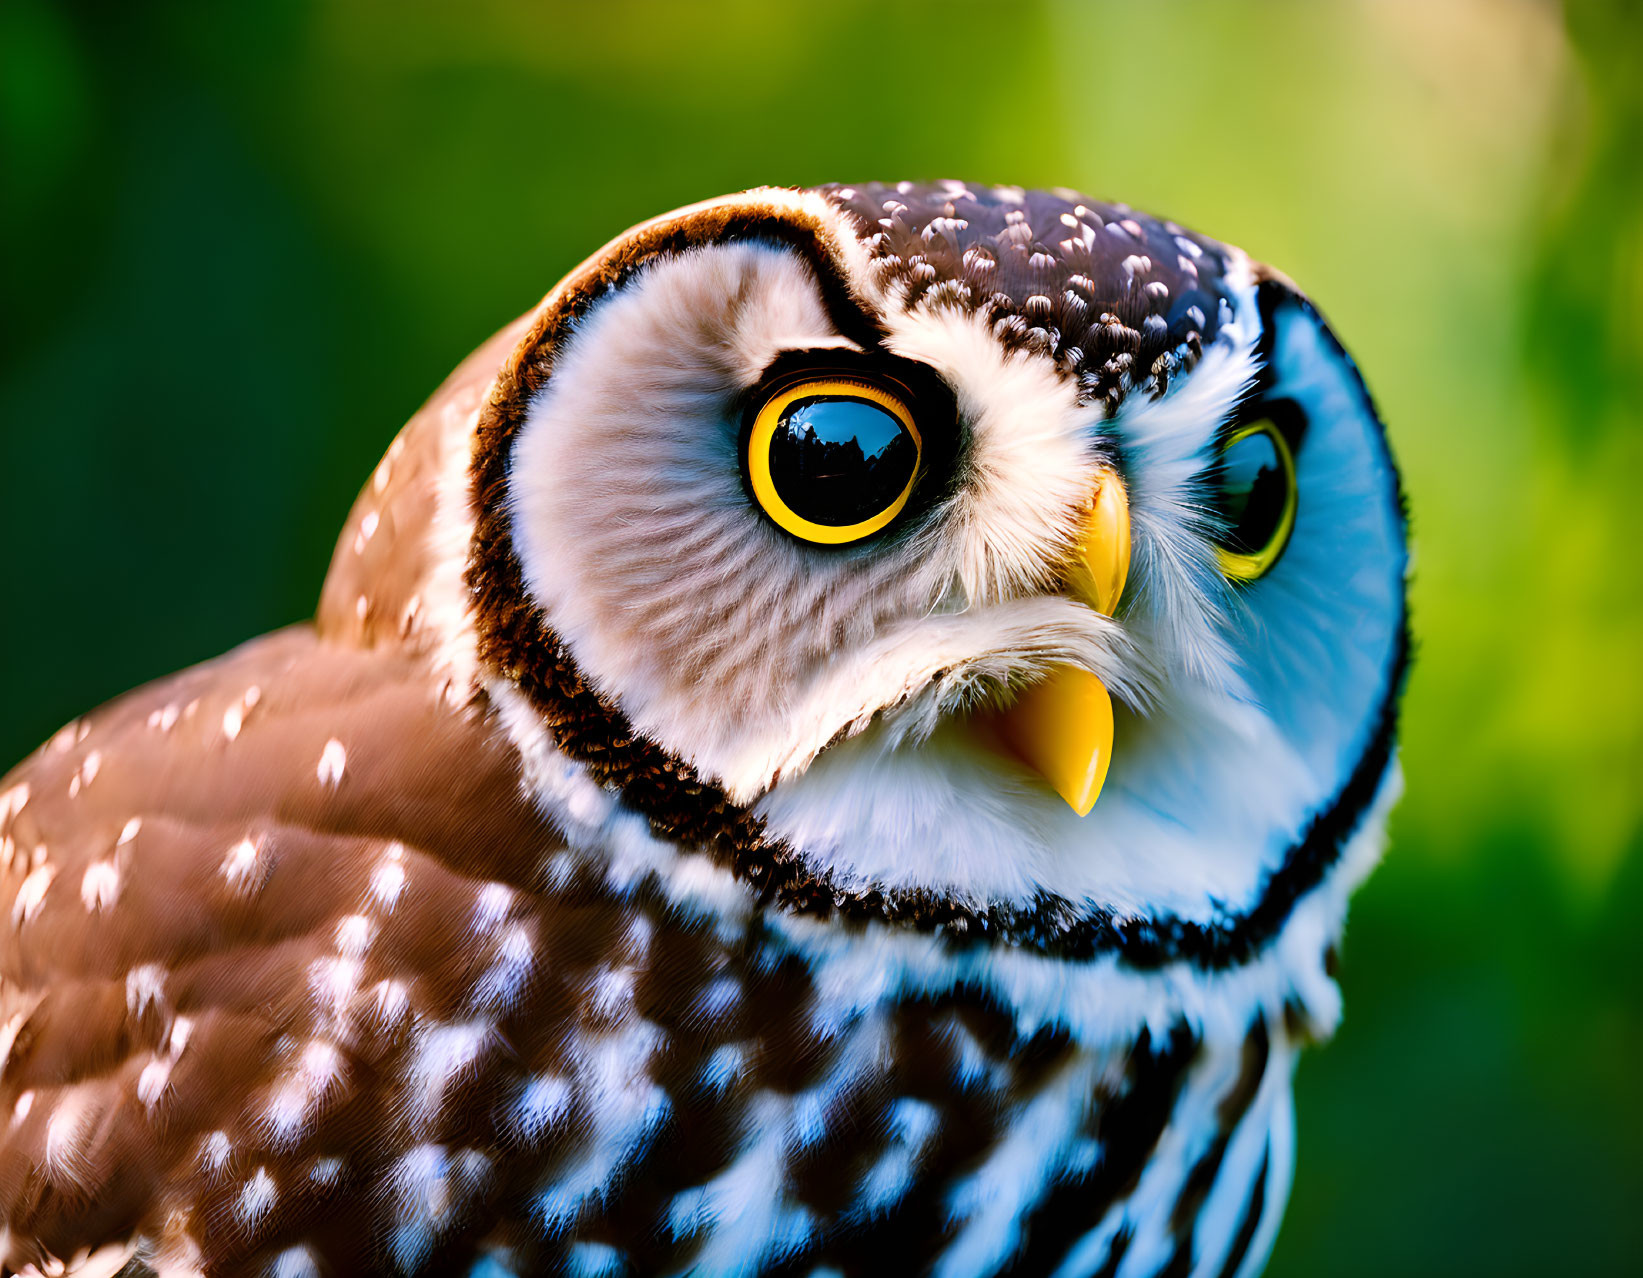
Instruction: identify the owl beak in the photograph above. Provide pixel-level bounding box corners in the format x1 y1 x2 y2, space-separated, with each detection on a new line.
989 472 1131 817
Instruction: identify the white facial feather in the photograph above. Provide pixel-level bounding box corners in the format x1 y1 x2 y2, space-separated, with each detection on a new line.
508 242 1140 806
875 303 1107 605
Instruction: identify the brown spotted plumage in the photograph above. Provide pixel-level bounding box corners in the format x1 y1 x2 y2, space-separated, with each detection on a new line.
0 183 1408 1276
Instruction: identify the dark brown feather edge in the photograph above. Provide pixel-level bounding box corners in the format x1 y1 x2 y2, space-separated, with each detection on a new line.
466 192 1410 971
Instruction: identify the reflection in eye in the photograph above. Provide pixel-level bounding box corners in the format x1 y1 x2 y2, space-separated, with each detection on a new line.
1214 419 1297 581
768 397 919 527
746 378 923 545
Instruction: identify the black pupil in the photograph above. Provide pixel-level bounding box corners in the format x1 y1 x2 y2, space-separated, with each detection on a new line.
1215 427 1288 554
767 395 918 527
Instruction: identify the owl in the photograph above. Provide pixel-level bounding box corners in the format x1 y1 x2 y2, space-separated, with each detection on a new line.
0 182 1406 1277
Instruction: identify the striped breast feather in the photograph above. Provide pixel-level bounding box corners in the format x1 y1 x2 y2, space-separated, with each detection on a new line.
918 1013 1296 1278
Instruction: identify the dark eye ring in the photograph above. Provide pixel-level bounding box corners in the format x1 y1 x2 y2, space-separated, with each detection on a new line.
1213 418 1298 581
745 377 922 545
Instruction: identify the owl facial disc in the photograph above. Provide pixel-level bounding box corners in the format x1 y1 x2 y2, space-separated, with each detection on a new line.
983 470 1132 816
486 181 1408 952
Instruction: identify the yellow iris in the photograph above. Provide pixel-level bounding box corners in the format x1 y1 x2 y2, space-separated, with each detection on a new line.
746 378 922 545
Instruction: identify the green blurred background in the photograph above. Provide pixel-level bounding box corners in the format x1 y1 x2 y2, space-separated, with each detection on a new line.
2 0 1639 1272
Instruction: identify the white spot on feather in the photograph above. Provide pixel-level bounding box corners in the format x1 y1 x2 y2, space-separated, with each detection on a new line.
565 1243 626 1278
237 1166 278 1227
622 912 654 960
199 1130 232 1173
222 686 261 742
387 1144 491 1270
0 783 29 826
13 1090 34 1123
12 865 56 925
220 837 266 895
509 1073 572 1144
317 739 347 787
271 1246 320 1278
335 914 375 958
369 857 407 912
472 882 514 931
698 1044 745 1096
588 966 636 1020
80 860 120 911
353 510 380 554
308 954 360 1016
44 1091 98 1182
535 1019 670 1231
405 1021 492 1127
695 975 741 1020
265 1039 345 1146
0 1013 28 1073
667 1093 815 1272
138 1056 172 1108
474 924 535 1010
126 965 167 1019
369 979 411 1029
855 1097 939 1216
117 817 142 846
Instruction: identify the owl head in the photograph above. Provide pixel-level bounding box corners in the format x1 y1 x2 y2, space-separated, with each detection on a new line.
370 181 1406 967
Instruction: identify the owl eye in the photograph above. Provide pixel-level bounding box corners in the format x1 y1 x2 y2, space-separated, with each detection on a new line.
1213 418 1297 581
745 377 923 545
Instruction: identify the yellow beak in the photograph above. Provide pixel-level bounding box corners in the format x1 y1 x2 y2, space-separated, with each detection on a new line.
990 471 1131 816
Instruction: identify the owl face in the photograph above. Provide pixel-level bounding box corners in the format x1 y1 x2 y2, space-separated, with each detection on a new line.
471 182 1407 960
